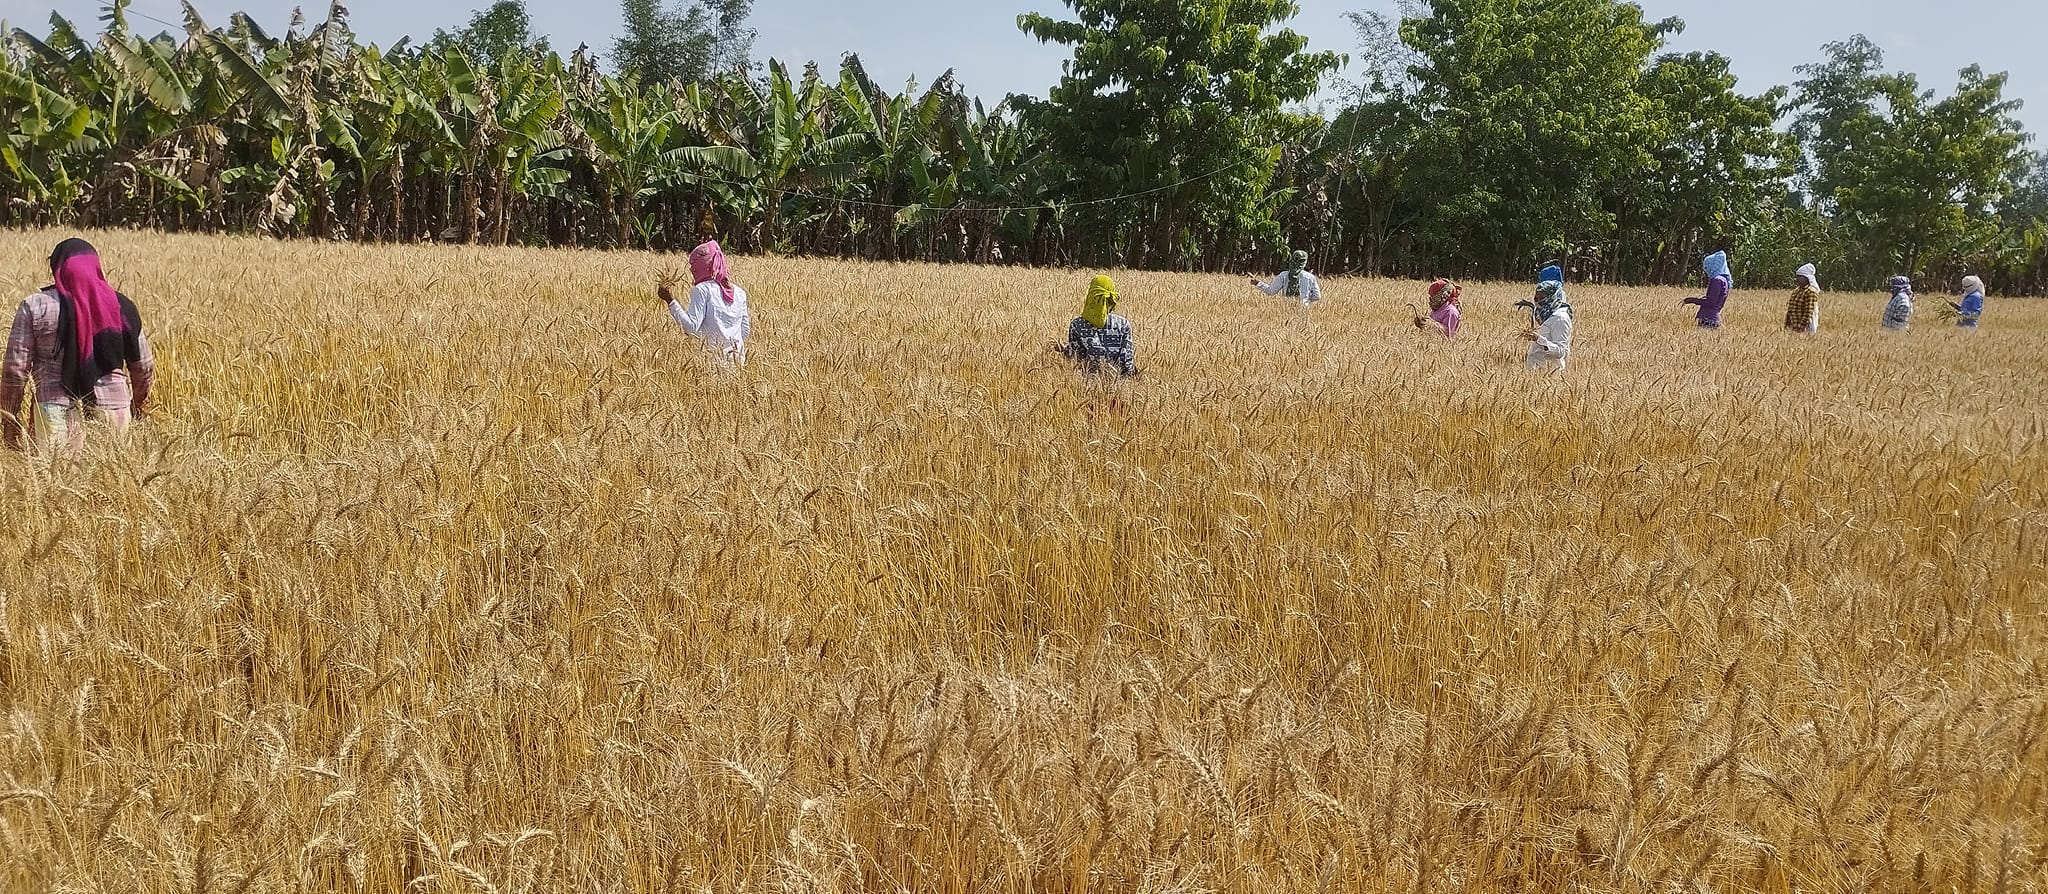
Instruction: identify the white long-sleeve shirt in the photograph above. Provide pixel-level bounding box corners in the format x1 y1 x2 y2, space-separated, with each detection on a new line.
1524 309 1573 371
669 281 751 362
1256 270 1321 305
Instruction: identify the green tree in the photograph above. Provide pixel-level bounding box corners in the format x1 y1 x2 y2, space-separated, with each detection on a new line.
431 0 548 63
1613 48 1797 283
1391 0 1668 276
1015 0 1340 269
611 0 753 87
1794 36 2032 280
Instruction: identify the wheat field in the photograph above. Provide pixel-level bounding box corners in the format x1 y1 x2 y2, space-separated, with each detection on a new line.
0 229 2042 893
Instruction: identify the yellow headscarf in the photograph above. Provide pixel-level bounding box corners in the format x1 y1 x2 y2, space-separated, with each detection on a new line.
1083 275 1118 328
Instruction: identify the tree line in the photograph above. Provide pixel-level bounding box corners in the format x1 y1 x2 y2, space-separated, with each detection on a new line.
3 0 2043 292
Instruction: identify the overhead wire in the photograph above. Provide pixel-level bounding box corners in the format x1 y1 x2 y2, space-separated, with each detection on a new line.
425 97 1252 215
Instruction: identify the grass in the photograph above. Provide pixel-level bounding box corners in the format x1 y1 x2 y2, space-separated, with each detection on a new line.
0 229 2042 893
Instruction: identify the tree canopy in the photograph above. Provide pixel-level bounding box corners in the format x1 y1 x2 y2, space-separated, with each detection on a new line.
430 0 547 63
611 0 753 87
1 0 2042 292
1014 0 1341 269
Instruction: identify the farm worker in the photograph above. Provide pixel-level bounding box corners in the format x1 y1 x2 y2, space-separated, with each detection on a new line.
660 239 751 364
1881 276 1915 331
1785 263 1821 333
1949 276 1986 328
1412 279 1462 337
1250 250 1321 306
1521 280 1573 372
1 238 155 456
1681 250 1733 329
1055 275 1138 377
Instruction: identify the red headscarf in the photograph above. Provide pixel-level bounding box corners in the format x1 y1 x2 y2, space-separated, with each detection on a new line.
1427 278 1461 306
689 240 735 305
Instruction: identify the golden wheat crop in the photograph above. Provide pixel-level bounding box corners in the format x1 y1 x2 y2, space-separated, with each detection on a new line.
0 229 2042 893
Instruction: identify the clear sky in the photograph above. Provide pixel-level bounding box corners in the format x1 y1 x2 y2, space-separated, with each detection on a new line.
12 0 2046 138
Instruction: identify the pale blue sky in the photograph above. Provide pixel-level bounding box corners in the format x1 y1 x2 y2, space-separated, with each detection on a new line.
11 0 2046 137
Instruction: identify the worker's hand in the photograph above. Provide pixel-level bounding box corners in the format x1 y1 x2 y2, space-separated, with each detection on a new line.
657 284 675 304
1519 327 1540 342
1413 315 1430 330
1246 276 1261 286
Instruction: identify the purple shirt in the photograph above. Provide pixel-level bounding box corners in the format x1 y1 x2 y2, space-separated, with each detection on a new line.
1684 275 1729 328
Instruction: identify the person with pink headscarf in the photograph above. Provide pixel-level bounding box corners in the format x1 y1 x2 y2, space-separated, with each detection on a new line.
658 240 751 364
1412 279 1462 337
2 238 155 455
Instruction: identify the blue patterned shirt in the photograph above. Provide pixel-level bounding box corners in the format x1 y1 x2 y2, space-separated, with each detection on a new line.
1064 314 1137 376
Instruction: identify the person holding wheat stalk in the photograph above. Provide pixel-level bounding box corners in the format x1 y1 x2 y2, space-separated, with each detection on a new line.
1520 279 1574 372
658 240 751 365
1249 250 1321 307
1947 276 1986 329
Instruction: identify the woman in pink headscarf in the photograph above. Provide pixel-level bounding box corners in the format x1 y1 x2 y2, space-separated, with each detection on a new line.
2 238 155 455
1412 278 1462 337
658 240 751 364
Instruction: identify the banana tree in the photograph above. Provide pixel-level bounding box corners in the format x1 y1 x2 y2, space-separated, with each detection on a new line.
832 55 954 259
574 75 755 248
703 59 866 252
0 43 100 220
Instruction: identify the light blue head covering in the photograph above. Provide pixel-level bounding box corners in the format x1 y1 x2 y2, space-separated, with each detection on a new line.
1534 280 1570 320
1702 251 1732 288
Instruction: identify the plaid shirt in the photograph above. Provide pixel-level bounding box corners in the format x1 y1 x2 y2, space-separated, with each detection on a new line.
1 288 155 413
1785 286 1819 331
1064 314 1137 376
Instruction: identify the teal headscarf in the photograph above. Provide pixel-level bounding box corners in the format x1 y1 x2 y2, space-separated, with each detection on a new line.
1286 250 1308 298
1534 280 1571 321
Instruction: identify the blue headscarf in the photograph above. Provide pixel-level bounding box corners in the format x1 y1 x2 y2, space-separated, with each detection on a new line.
1702 251 1732 288
1538 263 1563 284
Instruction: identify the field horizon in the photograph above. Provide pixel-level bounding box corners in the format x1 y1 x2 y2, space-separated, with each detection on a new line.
0 229 2042 893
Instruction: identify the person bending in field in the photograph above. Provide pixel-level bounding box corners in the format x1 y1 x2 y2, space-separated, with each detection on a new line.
1250 250 1321 307
1681 250 1733 329
1412 279 1462 337
2 238 155 456
1949 276 1986 329
1055 275 1138 377
1785 264 1821 334
1520 279 1573 372
1881 276 1915 331
660 239 750 364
